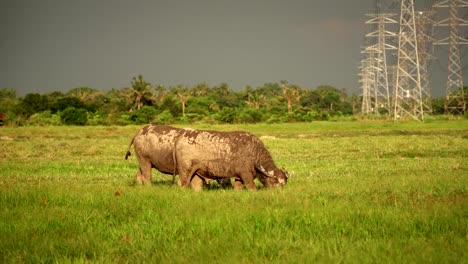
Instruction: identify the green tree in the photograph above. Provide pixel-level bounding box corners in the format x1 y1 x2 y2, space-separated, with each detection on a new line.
51 97 86 113
209 83 239 109
107 88 133 112
0 88 17 113
0 89 19 125
160 95 180 117
315 85 344 112
45 91 65 110
67 87 106 112
256 82 282 98
21 93 49 117
300 89 320 109
0 88 16 100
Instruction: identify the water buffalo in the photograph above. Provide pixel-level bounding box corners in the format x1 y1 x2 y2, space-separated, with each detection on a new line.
174 129 288 191
125 125 183 185
188 158 287 191
125 125 230 189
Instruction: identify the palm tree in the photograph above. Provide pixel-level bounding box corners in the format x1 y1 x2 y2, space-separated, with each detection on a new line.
281 80 301 114
173 85 192 117
153 84 167 106
245 86 266 109
130 75 153 110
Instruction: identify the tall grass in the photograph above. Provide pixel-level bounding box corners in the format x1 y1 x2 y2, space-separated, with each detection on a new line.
0 121 467 263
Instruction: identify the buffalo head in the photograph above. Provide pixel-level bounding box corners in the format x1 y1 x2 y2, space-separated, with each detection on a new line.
257 167 288 188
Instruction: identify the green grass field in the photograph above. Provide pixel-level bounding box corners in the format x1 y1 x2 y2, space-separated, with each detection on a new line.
1 121 467 263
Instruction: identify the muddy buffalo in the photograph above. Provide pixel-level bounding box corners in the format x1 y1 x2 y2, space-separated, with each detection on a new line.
126 125 288 190
125 125 227 188
175 129 288 191
125 125 184 185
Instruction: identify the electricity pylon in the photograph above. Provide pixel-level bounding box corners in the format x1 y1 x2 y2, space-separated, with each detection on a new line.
359 47 378 114
394 0 425 121
359 64 373 114
415 11 436 114
434 0 468 114
365 13 398 115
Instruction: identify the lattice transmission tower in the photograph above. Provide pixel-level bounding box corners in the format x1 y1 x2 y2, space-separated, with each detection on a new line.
359 46 378 114
434 0 468 114
416 11 437 113
359 52 372 114
365 13 398 115
394 0 425 121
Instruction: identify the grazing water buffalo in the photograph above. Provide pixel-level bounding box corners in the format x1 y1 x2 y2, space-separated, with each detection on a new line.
174 129 288 191
125 125 183 185
125 125 229 188
189 158 287 191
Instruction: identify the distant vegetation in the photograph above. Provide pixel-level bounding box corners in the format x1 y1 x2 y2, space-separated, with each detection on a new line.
0 75 466 126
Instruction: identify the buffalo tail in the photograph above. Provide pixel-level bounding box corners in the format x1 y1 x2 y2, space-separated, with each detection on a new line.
125 137 135 160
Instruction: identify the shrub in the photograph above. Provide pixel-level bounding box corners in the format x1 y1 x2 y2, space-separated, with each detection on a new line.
266 114 281 124
61 107 88 125
302 111 319 122
238 109 265 123
155 110 175 125
214 107 237 123
87 112 109 126
27 111 61 126
118 113 132 125
266 114 288 124
186 97 212 116
179 113 203 124
130 106 158 125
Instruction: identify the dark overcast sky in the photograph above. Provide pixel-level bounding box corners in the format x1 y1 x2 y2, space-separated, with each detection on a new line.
0 0 465 97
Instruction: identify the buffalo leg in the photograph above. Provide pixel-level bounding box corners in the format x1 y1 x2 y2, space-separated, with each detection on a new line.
190 175 204 191
177 170 191 187
176 161 193 187
233 179 243 191
136 171 144 185
136 155 152 185
239 172 256 191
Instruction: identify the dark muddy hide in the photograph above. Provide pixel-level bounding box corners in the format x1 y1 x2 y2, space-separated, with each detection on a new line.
175 129 288 191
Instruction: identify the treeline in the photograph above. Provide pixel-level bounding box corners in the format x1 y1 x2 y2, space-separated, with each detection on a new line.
0 75 459 126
